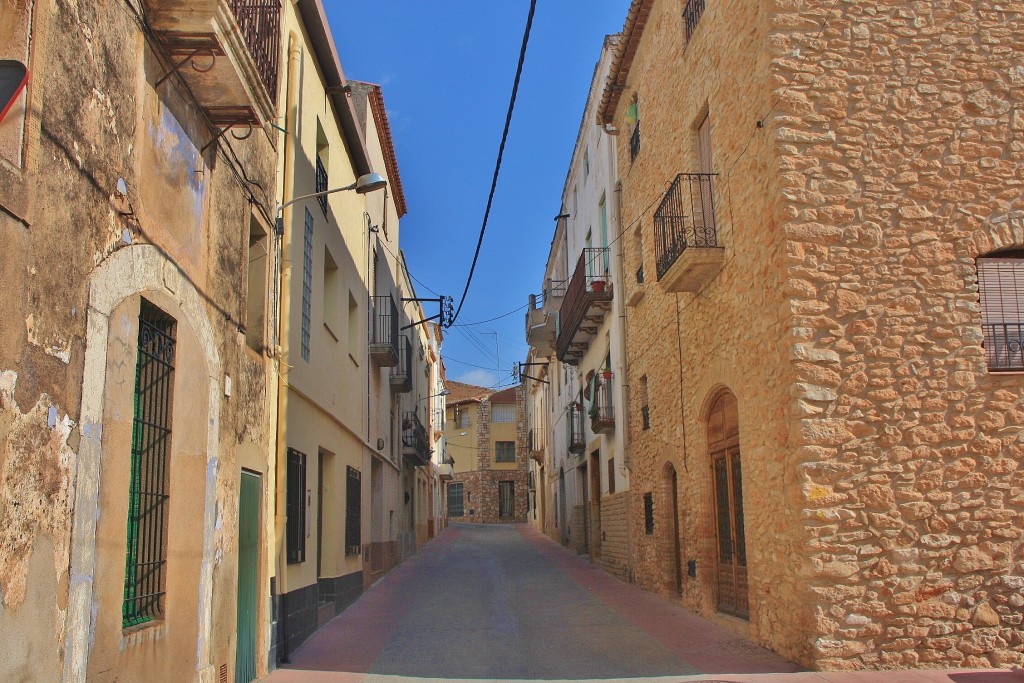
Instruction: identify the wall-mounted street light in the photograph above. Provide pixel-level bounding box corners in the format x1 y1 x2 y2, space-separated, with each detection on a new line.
418 389 451 402
276 172 387 233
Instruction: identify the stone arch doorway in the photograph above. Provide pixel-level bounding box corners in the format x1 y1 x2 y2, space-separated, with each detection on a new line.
706 390 747 619
663 462 682 596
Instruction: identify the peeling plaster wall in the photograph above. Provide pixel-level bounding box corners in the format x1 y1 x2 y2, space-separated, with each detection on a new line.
0 0 278 679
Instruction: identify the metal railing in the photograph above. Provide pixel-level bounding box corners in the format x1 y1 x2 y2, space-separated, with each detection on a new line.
369 295 399 360
566 402 585 454
401 412 430 464
228 0 281 97
654 173 718 280
682 0 707 40
528 428 543 453
315 155 328 214
984 323 1024 371
590 372 614 429
630 121 641 162
557 248 612 358
390 335 412 391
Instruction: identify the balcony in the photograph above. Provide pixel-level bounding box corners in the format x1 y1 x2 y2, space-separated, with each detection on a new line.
401 412 431 467
390 335 413 393
566 403 585 455
589 372 615 434
525 279 566 356
369 295 399 366
983 323 1024 371
527 428 544 464
555 248 613 365
144 0 280 126
654 173 723 293
437 452 454 481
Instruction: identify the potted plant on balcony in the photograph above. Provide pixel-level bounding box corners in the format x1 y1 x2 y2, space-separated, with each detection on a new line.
590 278 607 293
601 369 613 380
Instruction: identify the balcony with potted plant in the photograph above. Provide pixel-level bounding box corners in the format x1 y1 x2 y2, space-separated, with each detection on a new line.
555 247 613 365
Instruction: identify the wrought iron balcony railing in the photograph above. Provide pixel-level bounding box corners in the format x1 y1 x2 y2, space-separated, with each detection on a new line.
555 248 613 363
401 412 431 466
390 334 412 392
315 155 328 214
984 323 1024 371
229 0 282 98
654 173 719 280
589 372 614 434
369 295 399 366
682 0 707 40
566 402 585 455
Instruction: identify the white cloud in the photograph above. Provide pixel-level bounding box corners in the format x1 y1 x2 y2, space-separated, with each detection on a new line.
453 368 497 388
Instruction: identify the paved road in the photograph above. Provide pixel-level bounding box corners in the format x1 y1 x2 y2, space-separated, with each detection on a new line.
265 524 1018 683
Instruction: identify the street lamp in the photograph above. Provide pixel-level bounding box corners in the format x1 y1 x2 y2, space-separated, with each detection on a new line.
419 389 451 402
276 172 387 233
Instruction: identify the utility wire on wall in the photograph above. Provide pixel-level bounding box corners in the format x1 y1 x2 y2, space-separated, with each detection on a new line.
450 0 539 326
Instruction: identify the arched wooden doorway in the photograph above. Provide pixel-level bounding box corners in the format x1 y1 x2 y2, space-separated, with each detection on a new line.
707 390 747 619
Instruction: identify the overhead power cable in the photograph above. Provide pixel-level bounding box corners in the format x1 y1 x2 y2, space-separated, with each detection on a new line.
452 302 530 327
450 0 539 326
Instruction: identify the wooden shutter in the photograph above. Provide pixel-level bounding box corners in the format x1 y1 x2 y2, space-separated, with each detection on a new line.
286 448 306 564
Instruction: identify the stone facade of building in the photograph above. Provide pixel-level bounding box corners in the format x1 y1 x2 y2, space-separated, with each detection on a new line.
601 0 1024 671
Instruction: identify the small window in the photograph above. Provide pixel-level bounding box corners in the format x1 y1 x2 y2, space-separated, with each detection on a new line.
347 291 359 355
583 149 590 177
644 492 655 534
0 1 32 168
245 216 269 351
345 466 361 556
286 448 307 564
491 403 516 423
448 482 464 517
978 252 1024 371
315 120 329 214
627 98 640 163
323 247 340 337
495 441 516 463
459 409 470 428
639 374 650 430
607 457 616 494
682 0 707 41
300 210 314 362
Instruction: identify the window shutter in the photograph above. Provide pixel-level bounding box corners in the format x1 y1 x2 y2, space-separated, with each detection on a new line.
978 256 1024 371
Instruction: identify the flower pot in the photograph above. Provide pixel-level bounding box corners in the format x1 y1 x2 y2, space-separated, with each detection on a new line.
602 370 613 380
591 280 606 293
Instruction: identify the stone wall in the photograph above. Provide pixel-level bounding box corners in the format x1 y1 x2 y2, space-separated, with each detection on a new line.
771 0 1024 670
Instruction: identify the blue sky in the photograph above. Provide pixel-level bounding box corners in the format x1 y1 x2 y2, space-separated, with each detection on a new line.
327 1 628 389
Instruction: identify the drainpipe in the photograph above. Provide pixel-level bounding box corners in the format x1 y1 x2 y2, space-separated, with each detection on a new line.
612 179 631 474
274 30 301 665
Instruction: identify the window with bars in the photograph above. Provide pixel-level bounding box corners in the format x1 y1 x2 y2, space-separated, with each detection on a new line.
499 481 514 518
491 403 516 423
123 299 177 629
495 441 516 463
978 252 1024 371
286 448 307 564
447 482 464 517
643 492 655 534
300 209 314 362
345 466 361 556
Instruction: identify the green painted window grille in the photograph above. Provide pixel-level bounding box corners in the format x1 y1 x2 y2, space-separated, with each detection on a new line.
447 482 464 517
495 440 516 463
345 466 361 557
123 299 177 628
286 448 307 564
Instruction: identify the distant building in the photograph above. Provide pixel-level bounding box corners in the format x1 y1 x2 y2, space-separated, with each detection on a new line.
445 382 529 524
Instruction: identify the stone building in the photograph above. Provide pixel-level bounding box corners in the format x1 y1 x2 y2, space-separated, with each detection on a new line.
0 0 280 681
525 34 632 579
600 0 1024 671
445 382 529 524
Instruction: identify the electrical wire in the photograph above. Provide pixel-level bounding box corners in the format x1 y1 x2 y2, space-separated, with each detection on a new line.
450 0 538 326
452 301 530 327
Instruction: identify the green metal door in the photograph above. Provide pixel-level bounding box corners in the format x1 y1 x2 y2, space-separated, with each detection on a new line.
235 471 260 683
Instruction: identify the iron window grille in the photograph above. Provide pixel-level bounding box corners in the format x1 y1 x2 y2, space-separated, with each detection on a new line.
300 209 314 361
643 492 655 534
682 0 707 41
977 254 1024 371
499 481 515 518
315 155 328 214
345 466 361 556
448 482 464 517
286 448 307 564
491 403 516 423
123 299 177 629
495 441 516 463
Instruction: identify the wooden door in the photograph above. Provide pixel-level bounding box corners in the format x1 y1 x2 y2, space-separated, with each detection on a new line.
235 471 260 683
707 391 747 619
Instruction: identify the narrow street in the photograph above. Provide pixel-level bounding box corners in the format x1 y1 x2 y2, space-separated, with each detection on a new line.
269 523 802 681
